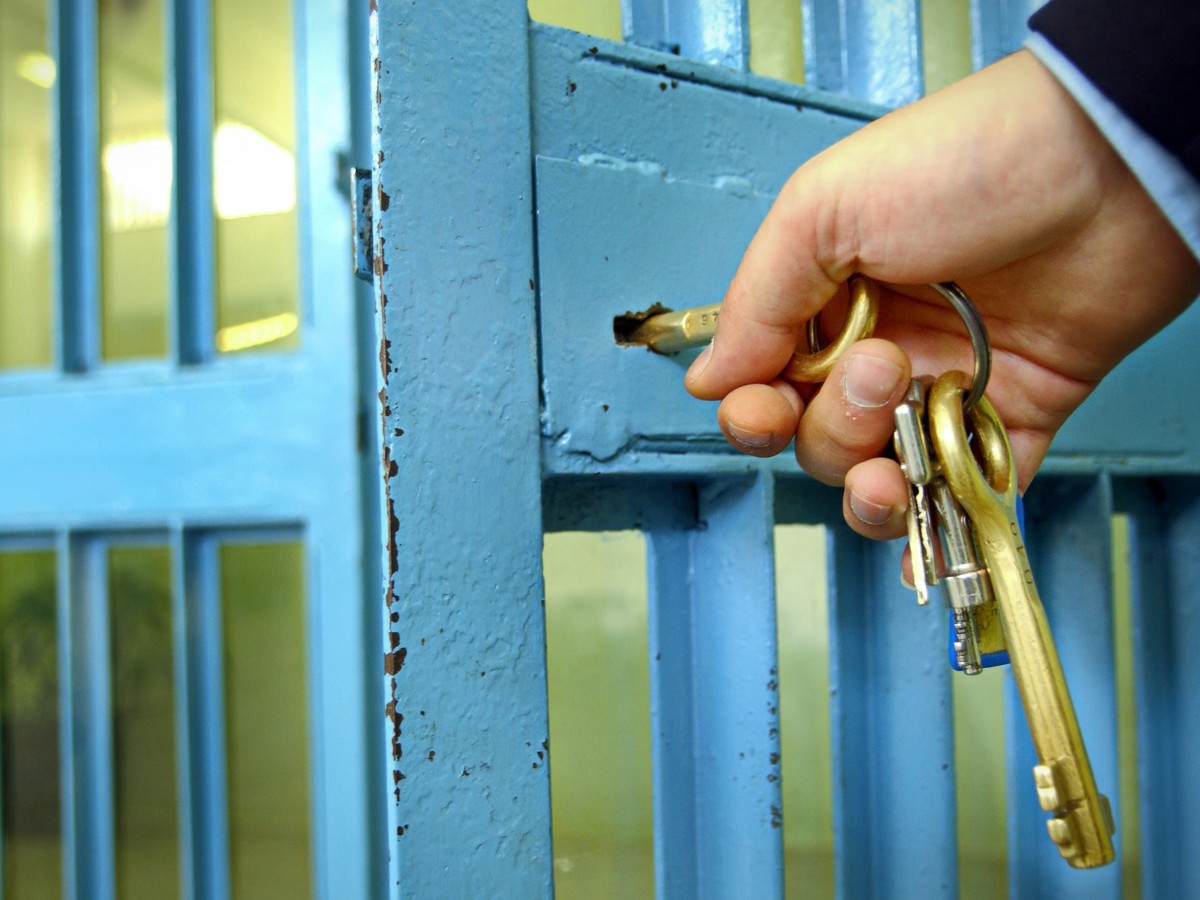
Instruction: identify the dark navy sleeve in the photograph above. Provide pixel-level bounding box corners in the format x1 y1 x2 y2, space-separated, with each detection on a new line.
1028 0 1200 181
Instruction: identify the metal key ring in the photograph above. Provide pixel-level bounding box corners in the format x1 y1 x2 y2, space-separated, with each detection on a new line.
796 276 991 411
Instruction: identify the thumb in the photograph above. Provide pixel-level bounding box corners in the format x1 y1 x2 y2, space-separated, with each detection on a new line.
684 167 855 400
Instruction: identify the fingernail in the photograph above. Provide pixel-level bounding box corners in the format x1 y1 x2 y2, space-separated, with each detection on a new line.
843 355 903 409
685 340 714 383
849 490 892 526
900 569 916 591
726 423 772 449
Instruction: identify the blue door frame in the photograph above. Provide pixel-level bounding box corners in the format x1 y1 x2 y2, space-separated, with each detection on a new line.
372 3 1200 898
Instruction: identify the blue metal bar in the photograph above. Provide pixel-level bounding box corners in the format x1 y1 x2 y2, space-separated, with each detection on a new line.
827 531 957 899
58 534 115 900
801 0 923 106
622 0 750 69
969 0 1034 70
645 474 783 898
53 0 101 371
1119 478 1200 898
168 0 215 364
181 531 230 900
1006 477 1120 897
371 4 551 896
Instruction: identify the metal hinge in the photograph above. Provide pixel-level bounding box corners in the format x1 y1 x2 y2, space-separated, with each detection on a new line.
351 167 373 282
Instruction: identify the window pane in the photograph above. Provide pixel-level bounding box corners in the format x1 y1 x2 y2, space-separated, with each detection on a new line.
219 541 310 897
774 525 834 898
953 667 1008 899
921 0 972 94
544 531 653 898
749 0 806 84
212 0 300 355
99 0 170 361
0 2 54 369
0 549 61 899
526 0 622 41
108 544 178 899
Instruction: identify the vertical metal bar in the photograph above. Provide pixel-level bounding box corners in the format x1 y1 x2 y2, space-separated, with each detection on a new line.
621 0 750 69
169 0 215 364
801 0 924 106
181 531 230 900
58 534 115 899
646 474 783 899
53 0 101 371
827 531 958 899
371 5 551 896
1006 477 1121 898
1119 478 1200 898
969 0 1034 70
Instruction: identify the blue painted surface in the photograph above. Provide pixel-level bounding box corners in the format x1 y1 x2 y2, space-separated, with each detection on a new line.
168 0 215 363
54 0 101 371
803 0 923 106
646 475 783 898
970 0 1041 69
827 531 958 899
370 4 552 897
1119 480 1200 899
623 0 750 69
1007 477 1121 898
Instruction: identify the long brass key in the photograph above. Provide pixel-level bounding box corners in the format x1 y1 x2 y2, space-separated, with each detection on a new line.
614 274 880 382
928 369 1115 869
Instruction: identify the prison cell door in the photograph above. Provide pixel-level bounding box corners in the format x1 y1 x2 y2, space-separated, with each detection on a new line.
371 3 1200 898
0 0 381 897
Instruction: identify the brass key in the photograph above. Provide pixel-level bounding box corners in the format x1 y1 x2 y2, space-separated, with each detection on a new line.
614 274 879 382
928 369 1115 869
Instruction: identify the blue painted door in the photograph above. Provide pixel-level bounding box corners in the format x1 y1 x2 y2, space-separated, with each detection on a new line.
373 2 1200 899
0 0 379 897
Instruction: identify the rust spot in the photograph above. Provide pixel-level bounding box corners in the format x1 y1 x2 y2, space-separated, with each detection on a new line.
770 805 782 828
385 647 408 675
529 278 535 290
769 752 780 765
379 338 393 380
392 770 401 785
656 63 667 72
390 611 399 623
659 82 667 91
588 46 598 54
428 750 436 761
394 427 404 437
379 189 390 212
566 78 577 95
386 697 403 762
389 631 400 650
387 458 398 478
671 80 678 89
369 0 377 13
461 767 471 777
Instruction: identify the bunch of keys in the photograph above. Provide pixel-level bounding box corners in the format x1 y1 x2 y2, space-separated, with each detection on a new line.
620 274 1115 868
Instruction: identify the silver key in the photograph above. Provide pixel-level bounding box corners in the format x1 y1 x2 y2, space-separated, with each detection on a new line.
893 380 938 605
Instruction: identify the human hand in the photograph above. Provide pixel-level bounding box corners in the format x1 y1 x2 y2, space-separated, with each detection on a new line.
685 49 1200 541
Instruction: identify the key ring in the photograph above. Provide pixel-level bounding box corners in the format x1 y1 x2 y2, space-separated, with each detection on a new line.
793 276 991 411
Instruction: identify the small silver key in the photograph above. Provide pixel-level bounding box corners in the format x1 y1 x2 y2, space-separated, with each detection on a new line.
893 380 939 605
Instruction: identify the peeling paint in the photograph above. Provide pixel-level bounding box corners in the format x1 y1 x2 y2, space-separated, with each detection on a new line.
385 646 407 675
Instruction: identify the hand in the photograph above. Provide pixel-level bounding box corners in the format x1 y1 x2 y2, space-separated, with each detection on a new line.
684 50 1200 541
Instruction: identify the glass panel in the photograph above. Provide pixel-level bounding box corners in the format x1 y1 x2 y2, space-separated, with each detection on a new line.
749 0 805 84
1112 515 1141 898
953 666 1008 899
219 540 311 897
0 549 61 899
526 0 622 41
774 525 833 898
108 544 177 899
0 2 54 369
212 0 300 355
921 0 972 94
544 531 652 898
99 0 170 361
